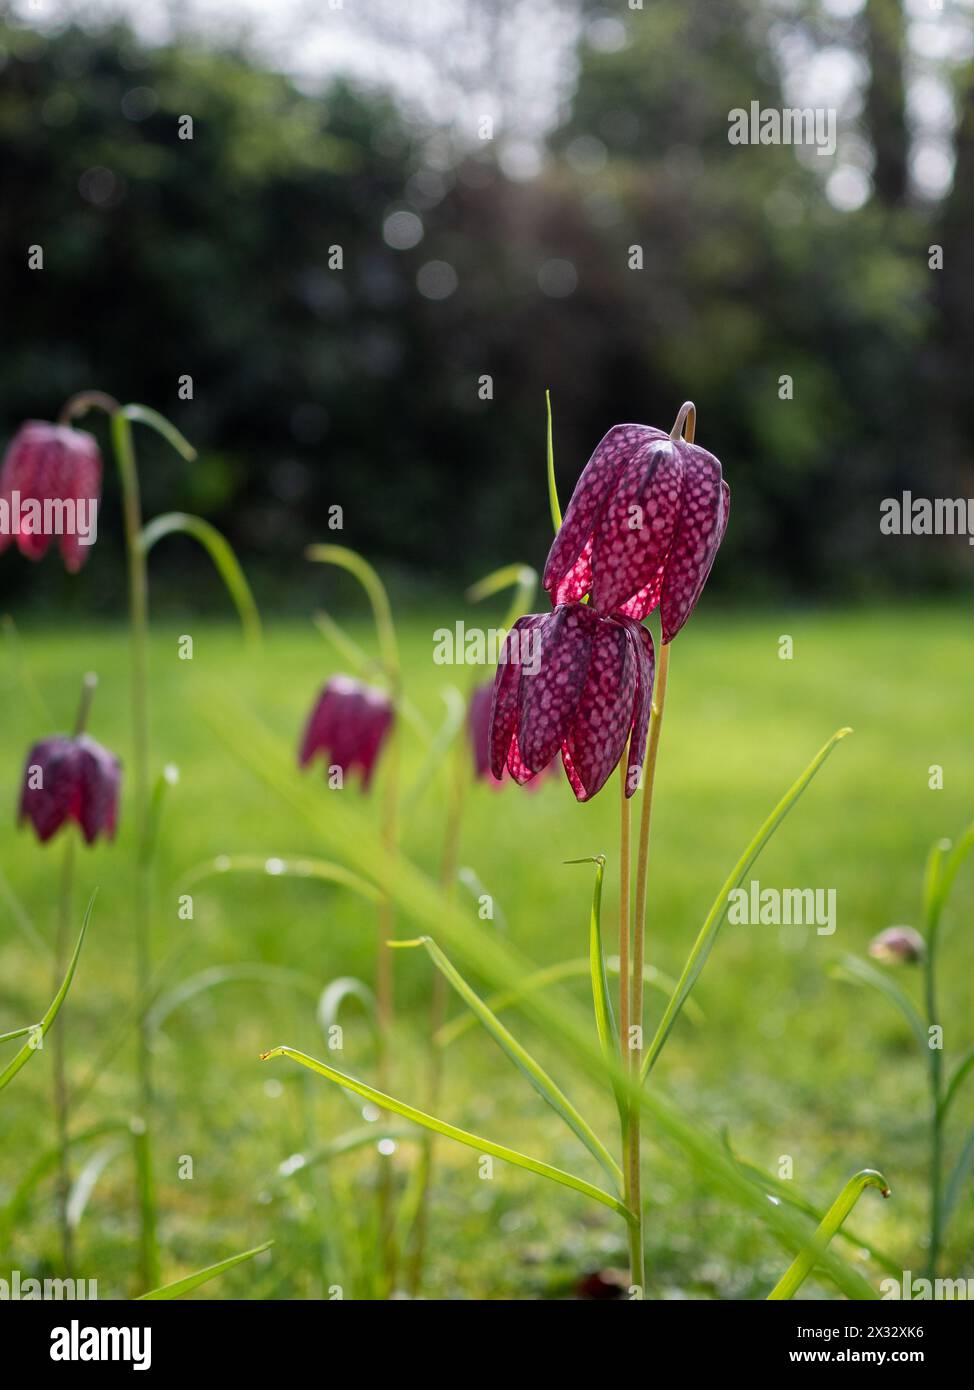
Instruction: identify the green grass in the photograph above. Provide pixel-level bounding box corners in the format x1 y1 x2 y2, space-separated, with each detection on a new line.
1 603 972 1299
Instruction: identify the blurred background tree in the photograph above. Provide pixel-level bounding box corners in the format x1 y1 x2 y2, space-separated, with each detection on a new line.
0 0 971 615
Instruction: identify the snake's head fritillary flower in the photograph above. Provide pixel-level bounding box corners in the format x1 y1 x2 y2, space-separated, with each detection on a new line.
0 421 102 572
488 603 655 803
18 734 121 844
543 421 729 642
299 675 394 790
868 925 926 966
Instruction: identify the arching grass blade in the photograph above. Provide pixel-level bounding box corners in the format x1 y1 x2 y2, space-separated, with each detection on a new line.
392 935 623 1191
767 1169 890 1300
138 1240 273 1300
140 512 261 649
0 893 94 1093
261 1045 634 1224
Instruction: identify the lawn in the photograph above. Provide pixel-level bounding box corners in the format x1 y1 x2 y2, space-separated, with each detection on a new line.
1 602 972 1299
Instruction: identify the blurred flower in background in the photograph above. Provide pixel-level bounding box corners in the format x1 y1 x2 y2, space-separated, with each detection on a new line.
299 676 394 790
19 733 120 844
0 422 101 573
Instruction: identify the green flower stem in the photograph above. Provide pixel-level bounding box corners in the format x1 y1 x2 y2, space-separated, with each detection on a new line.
620 400 691 1290
50 672 99 1275
375 711 400 1295
923 839 948 1279
51 835 75 1276
110 408 159 1293
611 761 633 1278
73 672 98 737
546 389 562 531
627 639 671 1295
618 769 632 1065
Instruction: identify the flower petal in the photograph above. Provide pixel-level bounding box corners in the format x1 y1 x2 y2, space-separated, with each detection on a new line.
299 686 337 767
57 429 102 574
660 442 725 644
468 683 494 780
561 616 637 801
543 425 664 604
356 691 394 789
614 618 655 796
560 742 586 800
18 736 80 842
0 424 51 561
591 439 683 615
552 535 594 606
615 564 666 621
506 732 536 785
677 477 730 633
76 735 121 843
488 615 543 779
518 604 597 773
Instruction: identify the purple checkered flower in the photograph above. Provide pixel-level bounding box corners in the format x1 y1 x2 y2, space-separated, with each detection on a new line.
543 422 729 642
488 603 654 803
299 676 394 790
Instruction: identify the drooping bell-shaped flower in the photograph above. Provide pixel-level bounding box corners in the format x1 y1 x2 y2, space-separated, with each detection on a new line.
543 422 729 642
18 734 121 844
0 421 102 573
299 675 394 790
488 603 654 802
868 925 925 966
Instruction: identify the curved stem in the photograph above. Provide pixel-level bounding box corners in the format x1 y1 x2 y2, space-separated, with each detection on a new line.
466 563 538 634
669 401 696 443
140 512 261 650
120 404 196 462
767 1169 890 1300
306 544 399 686
58 391 120 427
628 639 671 1295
